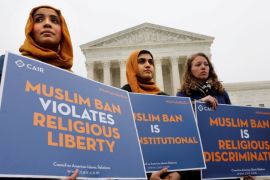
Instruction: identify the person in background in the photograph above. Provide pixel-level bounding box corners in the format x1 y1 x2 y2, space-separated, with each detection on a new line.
121 49 180 180
177 52 255 180
176 52 231 109
121 49 167 95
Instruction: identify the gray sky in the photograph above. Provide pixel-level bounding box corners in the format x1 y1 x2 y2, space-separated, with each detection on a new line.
1 0 269 83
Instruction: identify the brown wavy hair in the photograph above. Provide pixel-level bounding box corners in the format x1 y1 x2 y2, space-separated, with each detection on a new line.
180 52 224 96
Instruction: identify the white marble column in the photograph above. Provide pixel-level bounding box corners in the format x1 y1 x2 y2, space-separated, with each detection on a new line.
119 60 127 87
170 56 181 95
154 58 164 91
85 61 94 80
103 61 111 85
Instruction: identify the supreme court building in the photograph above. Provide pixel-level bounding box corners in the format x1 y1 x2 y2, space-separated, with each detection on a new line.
80 23 270 108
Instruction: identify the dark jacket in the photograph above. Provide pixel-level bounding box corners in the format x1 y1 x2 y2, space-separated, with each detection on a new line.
176 89 231 105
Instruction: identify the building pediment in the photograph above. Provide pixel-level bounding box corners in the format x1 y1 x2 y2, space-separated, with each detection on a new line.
80 23 214 49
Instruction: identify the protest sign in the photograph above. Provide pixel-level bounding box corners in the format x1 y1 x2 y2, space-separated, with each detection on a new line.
0 52 146 179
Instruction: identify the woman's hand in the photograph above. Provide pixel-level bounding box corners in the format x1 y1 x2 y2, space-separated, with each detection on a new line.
243 175 255 180
163 172 181 180
150 167 168 180
150 167 181 180
200 95 218 109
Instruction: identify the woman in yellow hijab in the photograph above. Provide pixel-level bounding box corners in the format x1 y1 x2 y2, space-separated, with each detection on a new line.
19 5 73 70
122 49 167 95
0 5 78 179
0 5 73 82
121 50 180 180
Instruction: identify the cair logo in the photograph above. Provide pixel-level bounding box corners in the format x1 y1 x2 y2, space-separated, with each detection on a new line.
15 60 25 68
197 104 213 112
15 60 44 73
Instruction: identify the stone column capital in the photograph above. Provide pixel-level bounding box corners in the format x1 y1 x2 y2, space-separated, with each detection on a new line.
102 61 111 68
85 61 94 67
170 56 179 63
119 60 127 66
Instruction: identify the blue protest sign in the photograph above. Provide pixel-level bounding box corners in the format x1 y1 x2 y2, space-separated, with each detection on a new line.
0 52 146 179
196 102 270 179
129 93 205 172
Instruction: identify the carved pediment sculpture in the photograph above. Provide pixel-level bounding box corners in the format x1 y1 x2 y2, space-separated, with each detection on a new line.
81 23 214 49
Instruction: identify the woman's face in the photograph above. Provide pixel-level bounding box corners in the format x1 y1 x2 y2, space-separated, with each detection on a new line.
32 8 62 51
137 53 155 81
191 55 210 80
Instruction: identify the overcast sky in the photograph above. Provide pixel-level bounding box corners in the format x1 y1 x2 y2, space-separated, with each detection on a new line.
1 0 269 83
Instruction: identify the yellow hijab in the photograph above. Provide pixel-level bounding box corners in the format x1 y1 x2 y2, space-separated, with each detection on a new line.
126 50 161 94
19 5 73 70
